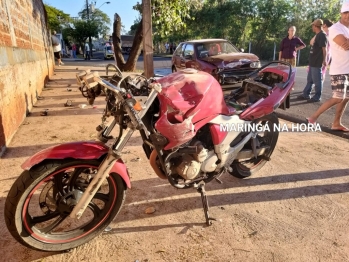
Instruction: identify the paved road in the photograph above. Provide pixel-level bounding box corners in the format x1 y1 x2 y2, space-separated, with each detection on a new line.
277 67 349 140
62 56 349 139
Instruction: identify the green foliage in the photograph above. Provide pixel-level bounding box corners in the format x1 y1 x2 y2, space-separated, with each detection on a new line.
44 4 70 32
128 17 142 35
78 8 111 37
133 0 201 37
156 0 342 65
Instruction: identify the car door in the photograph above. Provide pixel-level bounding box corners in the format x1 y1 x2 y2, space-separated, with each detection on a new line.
172 43 185 71
182 44 195 70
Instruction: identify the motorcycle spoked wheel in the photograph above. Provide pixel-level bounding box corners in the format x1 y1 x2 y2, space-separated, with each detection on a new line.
4 159 126 252
228 113 279 179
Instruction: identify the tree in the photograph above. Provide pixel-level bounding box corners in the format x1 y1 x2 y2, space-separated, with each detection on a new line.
44 4 70 32
78 8 111 38
128 17 142 36
78 7 111 56
112 0 201 72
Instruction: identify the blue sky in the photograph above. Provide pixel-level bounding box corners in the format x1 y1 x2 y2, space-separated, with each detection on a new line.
44 0 140 33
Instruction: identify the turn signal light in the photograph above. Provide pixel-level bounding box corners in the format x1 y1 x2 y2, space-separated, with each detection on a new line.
133 100 142 111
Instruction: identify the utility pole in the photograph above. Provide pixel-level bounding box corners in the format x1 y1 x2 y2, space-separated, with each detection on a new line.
142 0 154 78
86 0 93 58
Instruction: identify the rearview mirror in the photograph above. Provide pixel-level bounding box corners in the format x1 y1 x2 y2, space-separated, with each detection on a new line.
240 48 244 53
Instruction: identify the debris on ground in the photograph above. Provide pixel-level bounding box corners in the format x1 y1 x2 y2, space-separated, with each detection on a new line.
145 207 156 214
40 109 49 116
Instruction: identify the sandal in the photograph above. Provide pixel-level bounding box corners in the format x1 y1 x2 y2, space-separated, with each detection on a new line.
306 117 316 125
331 126 349 132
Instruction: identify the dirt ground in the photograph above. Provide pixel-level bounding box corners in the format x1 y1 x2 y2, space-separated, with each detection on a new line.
1 65 349 262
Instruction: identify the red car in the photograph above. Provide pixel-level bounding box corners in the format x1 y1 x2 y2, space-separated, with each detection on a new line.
171 39 261 85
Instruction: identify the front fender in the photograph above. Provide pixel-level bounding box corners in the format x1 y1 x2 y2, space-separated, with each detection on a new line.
21 141 131 188
21 141 109 170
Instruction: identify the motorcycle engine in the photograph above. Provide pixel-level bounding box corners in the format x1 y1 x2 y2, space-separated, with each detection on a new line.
173 140 216 180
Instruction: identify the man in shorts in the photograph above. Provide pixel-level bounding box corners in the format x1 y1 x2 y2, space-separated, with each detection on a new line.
51 31 64 66
306 1 349 132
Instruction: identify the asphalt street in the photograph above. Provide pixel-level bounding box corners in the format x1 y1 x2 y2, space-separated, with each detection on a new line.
62 54 349 140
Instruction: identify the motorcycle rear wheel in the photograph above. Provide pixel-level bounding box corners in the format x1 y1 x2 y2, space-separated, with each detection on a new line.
4 159 126 251
228 113 279 179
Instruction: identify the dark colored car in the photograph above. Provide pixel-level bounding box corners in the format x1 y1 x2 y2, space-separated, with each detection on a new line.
171 39 261 85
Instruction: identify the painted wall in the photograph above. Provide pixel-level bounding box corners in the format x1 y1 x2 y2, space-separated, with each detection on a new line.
0 0 54 155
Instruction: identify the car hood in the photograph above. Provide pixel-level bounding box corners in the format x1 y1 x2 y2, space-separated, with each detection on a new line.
200 53 259 68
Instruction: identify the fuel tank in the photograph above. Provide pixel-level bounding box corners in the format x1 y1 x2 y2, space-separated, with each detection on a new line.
155 69 230 150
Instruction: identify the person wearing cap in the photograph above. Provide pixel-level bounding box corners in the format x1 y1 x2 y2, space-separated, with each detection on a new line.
279 26 306 67
51 30 64 66
306 2 349 132
309 19 334 81
298 19 328 102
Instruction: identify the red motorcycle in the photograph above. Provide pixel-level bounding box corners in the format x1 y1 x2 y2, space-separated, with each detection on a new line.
4 61 295 251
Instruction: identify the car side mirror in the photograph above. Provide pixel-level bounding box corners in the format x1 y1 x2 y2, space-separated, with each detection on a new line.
240 48 244 53
184 54 193 60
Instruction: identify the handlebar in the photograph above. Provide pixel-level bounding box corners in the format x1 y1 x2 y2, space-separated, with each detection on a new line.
77 70 147 130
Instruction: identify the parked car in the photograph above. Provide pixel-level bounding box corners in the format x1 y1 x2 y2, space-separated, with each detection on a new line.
103 45 114 60
171 39 261 85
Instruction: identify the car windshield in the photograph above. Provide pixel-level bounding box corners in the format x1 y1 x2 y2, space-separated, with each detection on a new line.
106 46 112 51
196 41 239 58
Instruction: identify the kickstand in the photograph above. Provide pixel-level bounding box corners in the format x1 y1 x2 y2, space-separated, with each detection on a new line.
196 181 216 226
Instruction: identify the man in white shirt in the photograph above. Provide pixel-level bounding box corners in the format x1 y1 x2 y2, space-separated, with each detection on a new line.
85 42 90 60
306 1 349 132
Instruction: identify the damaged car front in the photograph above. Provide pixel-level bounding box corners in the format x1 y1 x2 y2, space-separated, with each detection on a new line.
171 39 262 86
197 40 261 85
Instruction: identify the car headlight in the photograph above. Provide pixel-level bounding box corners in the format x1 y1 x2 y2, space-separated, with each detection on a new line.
250 61 261 68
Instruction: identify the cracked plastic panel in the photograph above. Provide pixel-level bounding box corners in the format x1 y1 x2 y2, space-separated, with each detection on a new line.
155 70 230 150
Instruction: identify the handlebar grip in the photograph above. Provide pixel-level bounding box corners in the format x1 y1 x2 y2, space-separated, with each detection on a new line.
123 101 144 130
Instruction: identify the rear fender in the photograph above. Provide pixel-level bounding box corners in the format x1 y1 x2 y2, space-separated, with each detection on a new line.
21 141 131 188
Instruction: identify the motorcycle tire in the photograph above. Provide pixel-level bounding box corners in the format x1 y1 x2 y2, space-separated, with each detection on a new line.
4 159 126 251
228 113 279 179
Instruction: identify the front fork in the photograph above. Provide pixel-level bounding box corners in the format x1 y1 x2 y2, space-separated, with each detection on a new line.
69 151 119 219
70 128 134 220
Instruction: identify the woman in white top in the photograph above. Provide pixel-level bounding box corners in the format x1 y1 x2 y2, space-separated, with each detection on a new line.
51 31 64 66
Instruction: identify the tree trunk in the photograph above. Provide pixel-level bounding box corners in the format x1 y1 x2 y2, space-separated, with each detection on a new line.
112 14 143 72
112 13 126 69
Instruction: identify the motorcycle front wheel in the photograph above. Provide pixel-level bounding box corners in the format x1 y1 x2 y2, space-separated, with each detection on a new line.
228 113 279 179
4 159 126 251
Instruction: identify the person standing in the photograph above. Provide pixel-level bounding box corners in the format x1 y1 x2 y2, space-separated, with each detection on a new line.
51 31 64 66
279 26 306 67
306 2 349 132
298 19 327 102
308 19 333 82
84 42 90 60
72 42 77 58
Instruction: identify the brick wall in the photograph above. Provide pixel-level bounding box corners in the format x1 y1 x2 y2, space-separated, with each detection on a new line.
0 0 54 156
